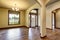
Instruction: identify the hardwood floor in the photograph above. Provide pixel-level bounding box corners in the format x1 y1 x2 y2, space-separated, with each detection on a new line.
0 27 60 40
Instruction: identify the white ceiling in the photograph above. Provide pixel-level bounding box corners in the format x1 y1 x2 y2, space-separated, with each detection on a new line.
0 0 59 10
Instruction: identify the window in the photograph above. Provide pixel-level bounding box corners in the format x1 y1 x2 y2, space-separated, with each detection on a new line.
30 10 37 13
8 10 20 25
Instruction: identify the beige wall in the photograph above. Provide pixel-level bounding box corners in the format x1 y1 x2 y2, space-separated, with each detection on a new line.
0 8 25 28
26 1 60 29
46 1 60 29
0 1 60 29
56 9 60 28
25 3 41 27
46 9 52 29
25 2 52 29
0 10 1 26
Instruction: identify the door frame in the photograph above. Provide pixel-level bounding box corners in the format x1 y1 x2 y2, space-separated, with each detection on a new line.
29 9 38 28
52 12 56 28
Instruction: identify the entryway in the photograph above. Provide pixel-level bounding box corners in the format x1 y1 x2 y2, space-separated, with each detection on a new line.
52 13 56 29
29 9 38 28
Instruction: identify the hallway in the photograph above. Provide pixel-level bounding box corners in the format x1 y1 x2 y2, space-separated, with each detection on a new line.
0 27 60 40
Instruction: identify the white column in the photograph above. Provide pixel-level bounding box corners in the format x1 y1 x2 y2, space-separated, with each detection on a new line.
35 0 50 38
40 5 46 37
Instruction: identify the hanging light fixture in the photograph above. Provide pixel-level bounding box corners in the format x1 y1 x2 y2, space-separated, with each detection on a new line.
12 4 19 11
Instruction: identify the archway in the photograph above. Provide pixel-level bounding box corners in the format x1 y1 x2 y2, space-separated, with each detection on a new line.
52 8 60 29
29 9 38 28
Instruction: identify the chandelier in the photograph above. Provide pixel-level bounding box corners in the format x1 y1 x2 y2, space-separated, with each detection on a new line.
12 4 19 11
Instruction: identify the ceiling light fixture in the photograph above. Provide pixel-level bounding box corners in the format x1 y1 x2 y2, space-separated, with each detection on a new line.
12 4 19 11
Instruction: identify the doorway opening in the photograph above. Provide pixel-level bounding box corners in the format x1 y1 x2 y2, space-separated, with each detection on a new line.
29 9 38 28
52 13 56 30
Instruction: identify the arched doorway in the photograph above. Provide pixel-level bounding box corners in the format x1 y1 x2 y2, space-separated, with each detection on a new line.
52 8 60 29
29 9 38 28
52 11 56 29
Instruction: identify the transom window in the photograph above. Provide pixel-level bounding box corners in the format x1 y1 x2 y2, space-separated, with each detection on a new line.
30 10 37 13
8 10 20 25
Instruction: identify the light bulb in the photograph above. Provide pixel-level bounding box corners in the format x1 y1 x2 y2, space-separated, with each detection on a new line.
12 8 15 10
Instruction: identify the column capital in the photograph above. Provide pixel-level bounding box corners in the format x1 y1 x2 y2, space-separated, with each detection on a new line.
36 0 50 6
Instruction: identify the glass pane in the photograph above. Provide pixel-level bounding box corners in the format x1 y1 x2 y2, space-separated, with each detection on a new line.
31 15 35 27
36 15 37 26
29 15 30 26
30 10 37 13
9 14 14 24
14 14 19 24
9 13 19 24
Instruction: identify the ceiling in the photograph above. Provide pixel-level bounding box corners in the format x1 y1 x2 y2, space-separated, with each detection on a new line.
0 0 36 10
47 0 60 6
0 0 59 10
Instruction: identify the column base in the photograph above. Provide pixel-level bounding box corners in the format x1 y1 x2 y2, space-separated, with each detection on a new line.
40 35 47 38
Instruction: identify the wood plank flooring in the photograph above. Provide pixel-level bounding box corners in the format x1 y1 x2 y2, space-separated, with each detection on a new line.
0 27 60 40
